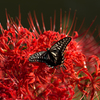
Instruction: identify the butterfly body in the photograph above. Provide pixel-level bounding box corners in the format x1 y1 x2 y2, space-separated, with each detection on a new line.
45 49 63 67
29 37 72 68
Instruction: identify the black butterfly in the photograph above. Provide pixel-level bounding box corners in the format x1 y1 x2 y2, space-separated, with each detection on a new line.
29 37 72 68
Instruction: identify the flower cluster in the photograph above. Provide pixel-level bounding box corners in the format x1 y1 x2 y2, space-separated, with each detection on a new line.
0 9 100 100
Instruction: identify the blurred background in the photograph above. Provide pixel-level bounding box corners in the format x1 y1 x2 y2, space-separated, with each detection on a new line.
0 0 100 36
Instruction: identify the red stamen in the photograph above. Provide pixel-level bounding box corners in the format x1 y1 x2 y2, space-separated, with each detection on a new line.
64 8 71 33
41 13 46 31
60 9 62 33
53 10 56 31
67 10 76 36
72 17 77 36
78 16 97 45
81 25 98 48
78 18 85 33
18 5 21 26
63 11 66 34
28 12 39 38
50 17 52 31
34 11 42 34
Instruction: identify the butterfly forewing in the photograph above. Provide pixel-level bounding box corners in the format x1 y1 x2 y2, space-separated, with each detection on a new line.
50 37 71 58
29 51 46 62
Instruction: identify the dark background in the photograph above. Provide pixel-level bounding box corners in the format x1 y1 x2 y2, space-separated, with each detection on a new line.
0 0 100 35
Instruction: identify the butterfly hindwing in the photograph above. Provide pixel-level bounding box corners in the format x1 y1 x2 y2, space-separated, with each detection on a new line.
29 50 55 67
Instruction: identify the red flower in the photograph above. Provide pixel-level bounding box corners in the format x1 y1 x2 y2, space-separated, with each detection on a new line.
0 8 100 100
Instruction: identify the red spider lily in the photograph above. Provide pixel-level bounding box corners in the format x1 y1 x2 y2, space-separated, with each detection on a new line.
0 8 100 100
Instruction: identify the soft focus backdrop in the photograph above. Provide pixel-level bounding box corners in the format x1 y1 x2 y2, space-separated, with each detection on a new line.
0 0 100 35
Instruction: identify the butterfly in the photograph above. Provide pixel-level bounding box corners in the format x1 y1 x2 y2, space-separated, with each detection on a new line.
29 37 72 68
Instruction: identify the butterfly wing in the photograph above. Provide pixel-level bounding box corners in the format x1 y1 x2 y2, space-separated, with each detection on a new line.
50 37 72 53
29 37 72 68
50 37 72 63
29 51 46 62
29 50 56 67
29 51 53 63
